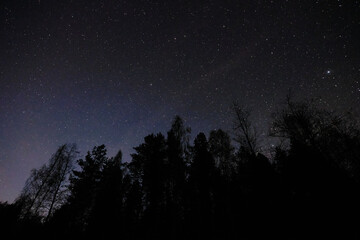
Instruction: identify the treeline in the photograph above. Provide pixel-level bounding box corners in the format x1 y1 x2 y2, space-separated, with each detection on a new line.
1 98 360 239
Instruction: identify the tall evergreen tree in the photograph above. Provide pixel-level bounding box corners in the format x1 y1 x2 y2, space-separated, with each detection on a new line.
66 145 108 233
187 133 216 239
130 133 167 238
87 150 129 238
165 116 191 239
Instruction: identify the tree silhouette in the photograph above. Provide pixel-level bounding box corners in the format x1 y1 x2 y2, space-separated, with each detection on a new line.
207 129 238 239
187 132 216 239
270 97 360 238
130 133 168 238
16 144 77 221
208 129 236 179
165 116 191 239
4 98 360 239
232 102 258 156
86 150 131 238
65 144 108 234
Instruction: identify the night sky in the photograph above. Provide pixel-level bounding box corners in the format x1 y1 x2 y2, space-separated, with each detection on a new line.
1 0 359 203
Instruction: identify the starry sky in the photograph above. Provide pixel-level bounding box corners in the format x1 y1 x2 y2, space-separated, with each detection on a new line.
1 0 359 203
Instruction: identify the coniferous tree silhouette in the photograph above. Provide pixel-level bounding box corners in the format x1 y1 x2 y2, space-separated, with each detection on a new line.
165 116 190 239
130 133 168 239
187 132 216 239
86 150 129 239
62 145 108 237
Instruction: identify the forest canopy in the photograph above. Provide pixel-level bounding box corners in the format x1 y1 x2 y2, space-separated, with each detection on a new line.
1 98 360 240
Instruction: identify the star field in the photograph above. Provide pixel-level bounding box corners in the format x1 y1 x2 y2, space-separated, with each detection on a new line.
1 0 360 202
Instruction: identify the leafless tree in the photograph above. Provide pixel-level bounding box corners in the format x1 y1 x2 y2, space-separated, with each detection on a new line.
232 102 258 156
17 144 78 220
